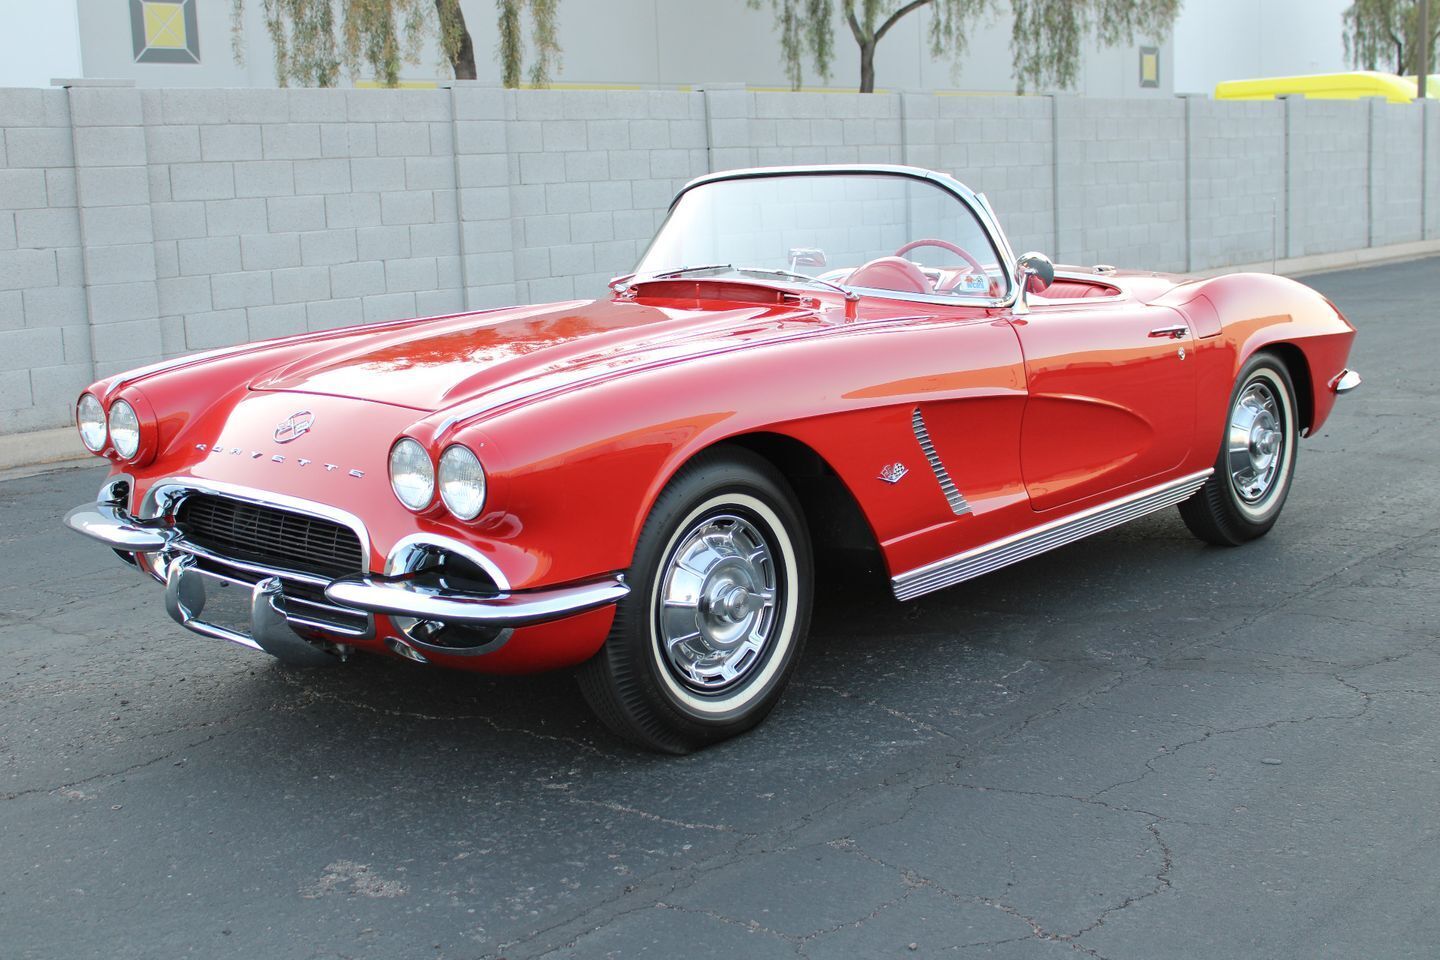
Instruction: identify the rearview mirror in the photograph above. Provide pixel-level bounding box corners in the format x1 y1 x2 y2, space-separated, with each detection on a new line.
1012 251 1054 315
788 247 827 270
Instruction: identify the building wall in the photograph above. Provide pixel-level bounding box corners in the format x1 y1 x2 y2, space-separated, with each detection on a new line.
72 0 1172 98
1171 0 1350 95
1 82 1436 437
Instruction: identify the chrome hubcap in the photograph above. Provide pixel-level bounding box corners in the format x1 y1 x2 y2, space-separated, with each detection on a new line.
1228 381 1284 503
657 514 778 692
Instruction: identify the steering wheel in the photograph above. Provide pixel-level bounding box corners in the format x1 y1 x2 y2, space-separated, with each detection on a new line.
893 238 998 296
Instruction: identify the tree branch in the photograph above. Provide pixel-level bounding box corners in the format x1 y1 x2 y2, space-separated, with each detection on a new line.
843 0 868 45
875 0 934 43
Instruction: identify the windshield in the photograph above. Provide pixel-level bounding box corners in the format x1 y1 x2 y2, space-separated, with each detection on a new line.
634 172 1010 300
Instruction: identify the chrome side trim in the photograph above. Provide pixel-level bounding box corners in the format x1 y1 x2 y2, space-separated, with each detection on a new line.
891 469 1213 602
325 573 630 628
1333 369 1362 394
911 408 971 516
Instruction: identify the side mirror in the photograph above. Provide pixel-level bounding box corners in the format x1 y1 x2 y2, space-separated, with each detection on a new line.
788 247 827 270
1012 251 1054 314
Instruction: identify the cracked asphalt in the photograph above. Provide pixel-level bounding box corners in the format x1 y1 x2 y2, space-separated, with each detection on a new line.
3 257 1437 960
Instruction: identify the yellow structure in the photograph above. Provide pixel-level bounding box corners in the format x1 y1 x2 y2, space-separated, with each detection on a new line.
1215 71 1419 104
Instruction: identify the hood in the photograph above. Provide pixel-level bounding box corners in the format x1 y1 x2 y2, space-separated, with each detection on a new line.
251 297 817 413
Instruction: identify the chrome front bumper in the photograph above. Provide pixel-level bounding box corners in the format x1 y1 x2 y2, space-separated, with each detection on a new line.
63 496 630 659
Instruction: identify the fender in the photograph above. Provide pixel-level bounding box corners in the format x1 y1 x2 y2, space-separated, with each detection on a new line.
1158 273 1357 461
411 313 1028 590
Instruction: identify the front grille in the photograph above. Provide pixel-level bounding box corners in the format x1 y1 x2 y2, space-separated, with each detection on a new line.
175 493 364 580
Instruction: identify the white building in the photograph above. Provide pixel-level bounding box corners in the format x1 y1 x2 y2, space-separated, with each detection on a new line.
0 0 1350 97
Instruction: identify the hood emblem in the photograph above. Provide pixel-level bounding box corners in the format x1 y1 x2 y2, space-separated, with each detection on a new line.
273 411 315 444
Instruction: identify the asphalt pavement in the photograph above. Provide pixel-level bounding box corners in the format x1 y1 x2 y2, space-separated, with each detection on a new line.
2 257 1438 960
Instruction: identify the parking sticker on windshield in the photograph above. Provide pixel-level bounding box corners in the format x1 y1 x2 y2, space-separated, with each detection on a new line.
956 274 990 294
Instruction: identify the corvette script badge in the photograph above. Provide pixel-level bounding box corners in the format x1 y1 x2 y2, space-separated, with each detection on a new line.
273 410 315 444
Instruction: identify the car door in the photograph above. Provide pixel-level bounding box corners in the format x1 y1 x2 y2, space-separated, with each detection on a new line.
1008 299 1195 513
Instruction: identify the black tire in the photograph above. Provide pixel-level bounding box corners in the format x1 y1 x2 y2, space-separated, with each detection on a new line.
1180 351 1299 546
577 447 813 753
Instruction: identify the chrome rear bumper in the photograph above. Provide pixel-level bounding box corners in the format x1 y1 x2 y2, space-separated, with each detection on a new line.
1332 369 1362 394
63 495 630 657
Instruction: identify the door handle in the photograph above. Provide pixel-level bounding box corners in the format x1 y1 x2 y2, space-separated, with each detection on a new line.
1148 324 1189 339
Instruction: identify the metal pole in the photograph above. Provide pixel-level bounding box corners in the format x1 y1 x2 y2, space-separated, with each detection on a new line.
1421 0 1431 100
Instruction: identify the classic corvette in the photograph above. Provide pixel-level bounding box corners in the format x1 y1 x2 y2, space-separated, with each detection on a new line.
63 164 1360 752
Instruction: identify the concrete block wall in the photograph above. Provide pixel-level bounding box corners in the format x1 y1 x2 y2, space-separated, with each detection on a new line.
1371 102 1425 247
1288 99 1370 258
502 89 708 304
1057 97 1188 271
1 82 1437 438
0 88 90 433
1187 99 1285 271
142 86 468 358
929 95 1054 256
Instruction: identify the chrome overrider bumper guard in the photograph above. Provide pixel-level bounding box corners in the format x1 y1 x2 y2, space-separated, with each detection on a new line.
62 497 631 659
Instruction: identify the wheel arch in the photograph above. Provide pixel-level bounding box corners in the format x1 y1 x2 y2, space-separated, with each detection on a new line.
651 430 885 562
1249 341 1315 435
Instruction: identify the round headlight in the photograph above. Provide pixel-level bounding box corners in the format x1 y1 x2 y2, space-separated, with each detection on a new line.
388 438 435 511
438 444 487 520
77 393 106 452
108 400 140 460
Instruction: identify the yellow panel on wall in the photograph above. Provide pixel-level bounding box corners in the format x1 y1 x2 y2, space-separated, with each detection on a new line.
130 0 201 64
143 3 187 49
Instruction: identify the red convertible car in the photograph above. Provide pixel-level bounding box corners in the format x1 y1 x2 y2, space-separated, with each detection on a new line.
64 164 1359 752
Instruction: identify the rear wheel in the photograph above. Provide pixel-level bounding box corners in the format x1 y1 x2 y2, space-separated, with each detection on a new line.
577 448 812 753
1180 352 1299 546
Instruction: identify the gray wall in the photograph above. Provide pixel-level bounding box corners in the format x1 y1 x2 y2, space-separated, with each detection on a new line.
73 0 1173 99
2 82 1437 437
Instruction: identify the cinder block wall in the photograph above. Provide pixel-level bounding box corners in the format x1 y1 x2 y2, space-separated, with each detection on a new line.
0 89 89 434
2 82 1437 438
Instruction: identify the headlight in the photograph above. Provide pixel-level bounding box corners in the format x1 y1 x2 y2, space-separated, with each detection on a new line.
108 400 140 460
388 438 435 511
77 393 106 452
438 444 487 520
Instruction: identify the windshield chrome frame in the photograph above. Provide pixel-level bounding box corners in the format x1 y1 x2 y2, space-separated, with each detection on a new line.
630 164 1022 312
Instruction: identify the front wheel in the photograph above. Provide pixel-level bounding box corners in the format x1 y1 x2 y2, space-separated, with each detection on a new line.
1179 352 1299 546
577 448 813 753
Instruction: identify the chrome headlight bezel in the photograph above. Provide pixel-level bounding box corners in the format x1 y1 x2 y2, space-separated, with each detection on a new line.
107 399 141 460
388 438 436 512
438 444 487 521
77 393 107 453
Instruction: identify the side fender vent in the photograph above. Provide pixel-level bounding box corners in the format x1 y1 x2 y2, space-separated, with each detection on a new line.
911 408 971 517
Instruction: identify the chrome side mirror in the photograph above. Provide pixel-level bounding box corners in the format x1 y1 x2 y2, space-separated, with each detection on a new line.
788 247 827 270
1011 251 1054 315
